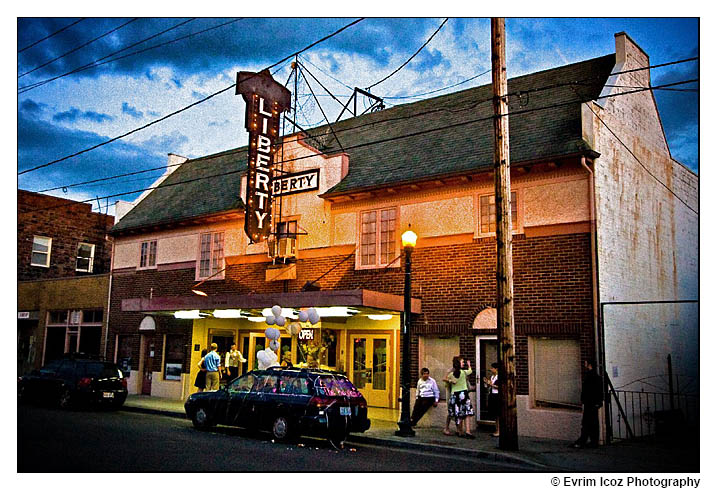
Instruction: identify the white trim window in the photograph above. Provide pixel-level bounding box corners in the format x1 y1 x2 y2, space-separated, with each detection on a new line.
478 191 518 235
31 235 52 267
76 242 96 272
139 240 157 269
198 231 224 279
359 208 397 268
531 337 581 409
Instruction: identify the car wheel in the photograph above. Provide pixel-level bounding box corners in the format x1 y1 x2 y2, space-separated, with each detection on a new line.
58 388 72 409
271 415 293 441
191 407 214 430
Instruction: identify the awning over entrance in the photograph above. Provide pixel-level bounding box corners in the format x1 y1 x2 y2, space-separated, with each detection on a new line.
121 289 421 315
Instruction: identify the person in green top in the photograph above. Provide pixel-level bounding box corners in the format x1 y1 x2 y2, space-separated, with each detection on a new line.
446 356 475 438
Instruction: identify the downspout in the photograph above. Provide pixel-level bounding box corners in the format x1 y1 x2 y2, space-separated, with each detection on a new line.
581 155 606 441
103 239 115 361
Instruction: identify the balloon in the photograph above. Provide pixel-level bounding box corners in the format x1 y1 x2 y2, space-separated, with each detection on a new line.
275 315 286 327
256 348 279 370
271 305 282 317
269 339 279 351
265 315 276 325
298 311 309 323
264 327 281 340
287 322 301 336
308 311 320 325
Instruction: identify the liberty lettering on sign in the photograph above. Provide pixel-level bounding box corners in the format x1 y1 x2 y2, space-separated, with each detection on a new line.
236 70 292 243
272 169 320 196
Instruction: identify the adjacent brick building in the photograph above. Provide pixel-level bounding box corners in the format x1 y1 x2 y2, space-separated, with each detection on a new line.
17 190 114 374
106 33 697 441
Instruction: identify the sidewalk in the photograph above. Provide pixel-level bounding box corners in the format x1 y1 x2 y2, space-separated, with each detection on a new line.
122 394 699 472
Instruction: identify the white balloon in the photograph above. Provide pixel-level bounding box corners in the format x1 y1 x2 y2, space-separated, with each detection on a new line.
275 315 286 326
309 312 320 325
271 305 282 316
265 315 275 325
298 311 309 323
269 339 279 351
307 307 317 317
265 327 280 340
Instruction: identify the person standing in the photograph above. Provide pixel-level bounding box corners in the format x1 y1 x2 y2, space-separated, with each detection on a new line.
224 343 246 381
572 360 604 448
204 343 222 391
410 368 440 426
483 362 500 437
194 349 208 393
447 356 475 438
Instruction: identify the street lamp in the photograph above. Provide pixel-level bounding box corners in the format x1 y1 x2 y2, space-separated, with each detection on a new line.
396 229 417 437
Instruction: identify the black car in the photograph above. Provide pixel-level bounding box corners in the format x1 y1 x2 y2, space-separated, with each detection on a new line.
18 355 128 409
184 367 371 442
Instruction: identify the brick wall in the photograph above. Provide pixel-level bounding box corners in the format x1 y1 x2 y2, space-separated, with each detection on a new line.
109 232 594 394
18 190 114 281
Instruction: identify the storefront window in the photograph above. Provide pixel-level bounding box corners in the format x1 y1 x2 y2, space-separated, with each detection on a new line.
297 328 337 370
164 334 185 381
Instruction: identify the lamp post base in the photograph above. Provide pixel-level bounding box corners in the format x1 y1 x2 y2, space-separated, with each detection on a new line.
395 420 416 437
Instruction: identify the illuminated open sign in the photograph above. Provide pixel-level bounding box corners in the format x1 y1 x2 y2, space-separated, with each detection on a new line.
298 329 314 340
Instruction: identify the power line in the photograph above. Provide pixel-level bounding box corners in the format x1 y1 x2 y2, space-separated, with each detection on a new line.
20 78 694 216
18 18 139 79
18 18 86 53
384 68 492 100
18 18 197 93
366 18 448 90
18 18 365 177
34 163 181 193
298 54 354 91
24 73 698 197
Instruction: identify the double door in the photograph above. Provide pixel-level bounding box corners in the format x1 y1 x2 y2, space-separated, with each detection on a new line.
349 334 391 407
239 332 294 374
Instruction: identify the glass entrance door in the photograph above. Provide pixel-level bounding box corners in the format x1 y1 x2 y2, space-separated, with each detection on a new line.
349 334 391 407
476 336 498 422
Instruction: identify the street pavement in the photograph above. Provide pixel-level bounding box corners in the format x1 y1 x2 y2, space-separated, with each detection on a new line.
123 394 700 473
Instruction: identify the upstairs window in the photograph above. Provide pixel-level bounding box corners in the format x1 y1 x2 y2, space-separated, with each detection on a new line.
76 242 96 272
276 220 298 240
31 236 52 267
198 231 224 279
359 208 397 268
139 240 157 269
479 191 517 235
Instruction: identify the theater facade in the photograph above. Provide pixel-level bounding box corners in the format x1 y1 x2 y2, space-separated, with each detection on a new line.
106 33 698 441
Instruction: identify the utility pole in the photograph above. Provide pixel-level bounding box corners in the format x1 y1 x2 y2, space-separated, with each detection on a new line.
491 17 518 451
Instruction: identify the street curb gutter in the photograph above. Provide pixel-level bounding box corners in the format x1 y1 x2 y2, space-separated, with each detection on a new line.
346 434 547 469
121 404 544 469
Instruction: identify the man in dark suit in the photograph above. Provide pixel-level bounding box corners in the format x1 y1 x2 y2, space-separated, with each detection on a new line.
573 360 603 448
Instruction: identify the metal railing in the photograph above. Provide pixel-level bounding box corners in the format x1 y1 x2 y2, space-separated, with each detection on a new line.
609 389 699 440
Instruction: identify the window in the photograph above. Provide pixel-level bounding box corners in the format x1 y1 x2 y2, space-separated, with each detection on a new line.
479 191 517 235
139 240 157 269
531 337 581 408
45 309 104 362
198 232 224 279
276 220 297 239
31 236 52 267
359 208 397 268
418 336 459 400
164 334 185 381
76 242 95 272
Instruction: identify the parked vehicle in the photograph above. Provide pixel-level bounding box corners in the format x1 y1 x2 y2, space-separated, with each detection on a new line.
18 354 128 409
184 367 370 442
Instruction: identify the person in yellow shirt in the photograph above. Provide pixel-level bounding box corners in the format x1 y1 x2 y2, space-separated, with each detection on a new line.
447 356 475 438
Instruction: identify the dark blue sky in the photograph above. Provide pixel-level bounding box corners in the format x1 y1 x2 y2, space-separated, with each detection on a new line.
16 17 698 213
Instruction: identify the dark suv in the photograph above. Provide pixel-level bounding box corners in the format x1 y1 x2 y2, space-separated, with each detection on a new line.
184 367 370 442
18 355 128 409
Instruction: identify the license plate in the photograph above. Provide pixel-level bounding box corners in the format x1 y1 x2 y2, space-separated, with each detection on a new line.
340 406 351 416
103 392 114 398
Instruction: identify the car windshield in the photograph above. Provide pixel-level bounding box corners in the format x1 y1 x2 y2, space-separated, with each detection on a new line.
81 362 121 379
315 376 362 397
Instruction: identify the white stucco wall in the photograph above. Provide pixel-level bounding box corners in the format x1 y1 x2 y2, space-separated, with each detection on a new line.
589 34 699 409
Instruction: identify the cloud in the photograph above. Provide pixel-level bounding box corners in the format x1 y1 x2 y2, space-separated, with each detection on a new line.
122 102 144 119
19 99 46 115
53 107 114 123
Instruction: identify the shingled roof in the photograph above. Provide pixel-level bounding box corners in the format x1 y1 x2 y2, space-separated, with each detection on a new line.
112 53 615 234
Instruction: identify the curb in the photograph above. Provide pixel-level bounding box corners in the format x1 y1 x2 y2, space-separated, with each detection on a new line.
121 404 544 469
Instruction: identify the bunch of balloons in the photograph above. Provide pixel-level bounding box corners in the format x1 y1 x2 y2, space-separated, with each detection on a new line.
265 305 321 336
